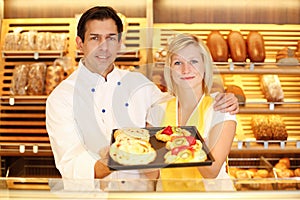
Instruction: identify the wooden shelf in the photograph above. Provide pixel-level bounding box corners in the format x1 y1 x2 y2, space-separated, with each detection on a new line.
2 50 66 59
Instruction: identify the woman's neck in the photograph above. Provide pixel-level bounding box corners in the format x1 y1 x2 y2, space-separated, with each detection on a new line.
176 85 203 125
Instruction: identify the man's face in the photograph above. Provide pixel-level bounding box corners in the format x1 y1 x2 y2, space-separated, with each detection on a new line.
76 18 121 76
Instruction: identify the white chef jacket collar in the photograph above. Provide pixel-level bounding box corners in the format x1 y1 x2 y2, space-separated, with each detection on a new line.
78 59 117 83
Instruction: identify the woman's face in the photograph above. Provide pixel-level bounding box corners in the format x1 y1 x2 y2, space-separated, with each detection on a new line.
76 18 121 76
170 43 205 90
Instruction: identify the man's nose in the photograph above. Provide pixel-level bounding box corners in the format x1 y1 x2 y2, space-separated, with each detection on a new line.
97 37 108 50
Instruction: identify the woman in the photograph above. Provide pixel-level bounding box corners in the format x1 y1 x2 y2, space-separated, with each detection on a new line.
148 33 237 191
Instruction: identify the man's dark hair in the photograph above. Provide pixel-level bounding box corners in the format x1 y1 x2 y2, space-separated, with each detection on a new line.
77 6 123 42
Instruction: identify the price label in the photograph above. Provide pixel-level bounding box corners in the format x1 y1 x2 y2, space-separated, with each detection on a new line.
9 97 15 105
229 62 234 71
269 103 275 110
34 52 39 60
19 145 25 153
33 145 38 153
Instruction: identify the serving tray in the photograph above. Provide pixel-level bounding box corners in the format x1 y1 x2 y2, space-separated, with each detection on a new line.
108 126 214 170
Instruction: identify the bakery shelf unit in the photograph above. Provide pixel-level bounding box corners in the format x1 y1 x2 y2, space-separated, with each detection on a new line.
151 23 300 154
0 18 77 157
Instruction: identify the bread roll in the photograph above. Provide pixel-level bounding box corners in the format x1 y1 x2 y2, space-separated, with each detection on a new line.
256 169 269 178
294 168 300 177
225 85 246 104
206 31 229 62
260 75 284 102
246 31 266 62
227 31 247 62
236 170 252 179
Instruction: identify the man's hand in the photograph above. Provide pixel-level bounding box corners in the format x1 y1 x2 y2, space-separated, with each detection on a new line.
95 146 111 179
214 93 239 114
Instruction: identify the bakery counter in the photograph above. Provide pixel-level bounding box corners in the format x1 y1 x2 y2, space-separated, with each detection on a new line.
1 177 300 200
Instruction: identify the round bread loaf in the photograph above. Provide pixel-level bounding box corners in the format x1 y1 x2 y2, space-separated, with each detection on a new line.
246 31 266 62
227 31 247 62
206 31 229 62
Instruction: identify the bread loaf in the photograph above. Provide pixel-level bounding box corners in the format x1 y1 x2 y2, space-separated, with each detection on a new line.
45 65 64 95
10 64 30 95
260 75 284 102
269 115 288 140
227 31 247 62
27 63 46 95
252 115 287 141
225 85 246 104
246 31 265 62
252 115 272 140
206 31 229 62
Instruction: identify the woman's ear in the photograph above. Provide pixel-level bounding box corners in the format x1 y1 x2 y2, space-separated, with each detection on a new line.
76 36 83 50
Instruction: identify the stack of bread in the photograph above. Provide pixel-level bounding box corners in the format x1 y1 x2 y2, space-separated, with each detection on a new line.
276 46 300 64
252 115 288 141
230 157 300 190
229 167 273 190
274 158 300 190
109 128 157 166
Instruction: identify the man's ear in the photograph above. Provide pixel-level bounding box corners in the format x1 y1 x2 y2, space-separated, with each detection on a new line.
76 36 83 50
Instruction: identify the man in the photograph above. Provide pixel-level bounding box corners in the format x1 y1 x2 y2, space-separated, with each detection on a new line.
46 6 239 191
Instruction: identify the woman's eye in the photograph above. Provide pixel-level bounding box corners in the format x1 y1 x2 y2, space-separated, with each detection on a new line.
174 61 181 65
190 60 199 64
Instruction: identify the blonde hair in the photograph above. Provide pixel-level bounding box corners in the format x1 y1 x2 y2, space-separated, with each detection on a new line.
164 33 214 96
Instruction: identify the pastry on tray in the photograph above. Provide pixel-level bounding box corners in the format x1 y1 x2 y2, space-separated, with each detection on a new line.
155 126 192 142
109 128 156 165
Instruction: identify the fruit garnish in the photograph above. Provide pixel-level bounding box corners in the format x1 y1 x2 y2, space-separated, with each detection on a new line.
171 145 189 155
161 125 173 135
186 136 196 145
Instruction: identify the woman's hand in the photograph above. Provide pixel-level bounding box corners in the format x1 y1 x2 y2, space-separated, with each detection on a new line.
213 93 239 114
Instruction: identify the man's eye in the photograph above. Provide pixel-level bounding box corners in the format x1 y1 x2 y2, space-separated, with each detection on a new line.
90 36 99 41
108 36 117 41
